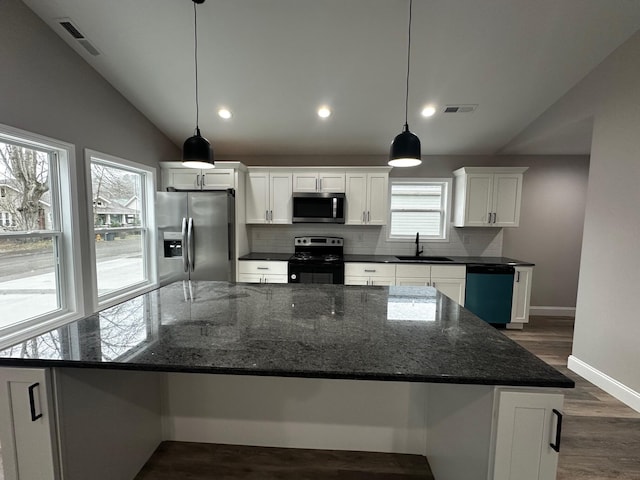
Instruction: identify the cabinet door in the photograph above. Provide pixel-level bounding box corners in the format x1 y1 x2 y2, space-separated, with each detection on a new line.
166 168 201 190
263 274 288 284
238 273 264 283
201 169 235 190
246 172 269 224
511 267 533 323
493 174 522 227
395 278 430 287
493 390 563 480
344 276 369 286
318 172 346 192
345 174 368 225
366 174 388 225
269 173 293 224
369 277 396 286
292 173 319 192
432 278 465 306
464 174 493 226
0 368 59 480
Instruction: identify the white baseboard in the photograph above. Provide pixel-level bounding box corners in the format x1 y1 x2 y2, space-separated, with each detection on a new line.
568 355 640 413
529 306 576 317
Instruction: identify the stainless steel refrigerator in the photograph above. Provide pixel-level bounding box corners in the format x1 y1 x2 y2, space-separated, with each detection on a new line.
156 190 235 285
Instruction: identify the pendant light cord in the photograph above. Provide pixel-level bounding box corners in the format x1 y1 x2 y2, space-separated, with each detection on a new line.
193 1 200 134
404 0 413 129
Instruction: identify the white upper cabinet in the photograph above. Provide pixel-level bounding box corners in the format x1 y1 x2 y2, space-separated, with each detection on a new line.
345 169 390 225
453 167 527 227
246 169 292 224
160 162 242 191
292 170 346 193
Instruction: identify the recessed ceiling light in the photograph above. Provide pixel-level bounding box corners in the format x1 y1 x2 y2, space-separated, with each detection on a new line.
218 108 232 119
317 106 331 118
421 105 436 117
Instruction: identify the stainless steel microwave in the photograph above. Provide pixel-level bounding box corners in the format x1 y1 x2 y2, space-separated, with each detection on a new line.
292 192 346 223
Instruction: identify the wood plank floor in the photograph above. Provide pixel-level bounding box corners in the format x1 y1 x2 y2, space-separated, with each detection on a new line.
502 316 640 480
134 316 640 480
134 442 434 479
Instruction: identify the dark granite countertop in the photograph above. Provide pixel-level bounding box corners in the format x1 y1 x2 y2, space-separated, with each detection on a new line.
0 282 569 388
240 252 534 266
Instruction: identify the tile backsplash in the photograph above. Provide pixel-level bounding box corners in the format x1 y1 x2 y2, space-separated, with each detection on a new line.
249 224 503 257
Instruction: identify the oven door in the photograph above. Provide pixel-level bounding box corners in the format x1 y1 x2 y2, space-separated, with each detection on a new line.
288 263 344 284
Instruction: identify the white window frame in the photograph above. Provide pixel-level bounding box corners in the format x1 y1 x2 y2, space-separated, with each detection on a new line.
0 123 83 348
387 178 452 242
85 149 157 311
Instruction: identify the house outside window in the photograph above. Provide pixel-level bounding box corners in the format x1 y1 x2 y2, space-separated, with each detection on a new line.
87 150 156 308
388 179 452 241
0 124 81 337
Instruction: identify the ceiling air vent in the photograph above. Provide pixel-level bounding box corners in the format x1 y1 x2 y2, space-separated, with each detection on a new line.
443 104 478 114
58 18 101 56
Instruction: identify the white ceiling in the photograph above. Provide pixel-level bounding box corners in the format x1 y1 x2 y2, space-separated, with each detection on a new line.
22 0 640 157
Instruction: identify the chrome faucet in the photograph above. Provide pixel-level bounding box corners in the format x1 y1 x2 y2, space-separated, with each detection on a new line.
415 232 423 257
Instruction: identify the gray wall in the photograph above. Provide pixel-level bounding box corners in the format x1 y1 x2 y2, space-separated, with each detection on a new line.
569 31 640 394
236 154 589 308
0 0 180 312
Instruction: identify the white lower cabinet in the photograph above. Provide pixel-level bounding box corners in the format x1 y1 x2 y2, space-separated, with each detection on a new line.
511 266 533 324
344 263 396 286
492 390 564 480
0 368 59 480
395 264 466 305
238 260 288 284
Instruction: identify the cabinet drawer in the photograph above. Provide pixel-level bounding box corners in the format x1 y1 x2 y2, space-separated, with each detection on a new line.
345 263 396 277
431 265 466 279
238 261 288 275
395 264 430 278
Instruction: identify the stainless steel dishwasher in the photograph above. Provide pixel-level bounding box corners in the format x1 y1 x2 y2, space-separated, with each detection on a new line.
464 265 515 325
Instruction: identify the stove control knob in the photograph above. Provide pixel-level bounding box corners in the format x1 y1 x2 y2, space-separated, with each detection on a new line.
290 274 297 280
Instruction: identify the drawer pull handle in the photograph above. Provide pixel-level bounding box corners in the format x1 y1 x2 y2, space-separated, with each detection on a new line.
28 382 43 422
257 267 269 270
550 409 563 452
364 269 376 273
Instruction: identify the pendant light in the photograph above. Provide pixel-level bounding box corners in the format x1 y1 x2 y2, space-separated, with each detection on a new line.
389 0 422 168
182 0 214 169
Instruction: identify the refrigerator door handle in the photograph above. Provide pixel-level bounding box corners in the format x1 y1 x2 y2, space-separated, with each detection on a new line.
181 217 189 272
187 217 195 272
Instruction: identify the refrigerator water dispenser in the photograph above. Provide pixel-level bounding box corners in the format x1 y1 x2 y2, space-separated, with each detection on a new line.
163 232 183 258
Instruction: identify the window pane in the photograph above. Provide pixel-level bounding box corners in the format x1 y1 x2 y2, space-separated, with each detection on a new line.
0 142 53 232
390 211 442 236
95 229 146 296
0 237 60 329
91 159 149 299
391 194 442 210
91 163 142 228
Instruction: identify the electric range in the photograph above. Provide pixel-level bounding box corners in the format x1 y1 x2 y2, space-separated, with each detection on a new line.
287 236 344 284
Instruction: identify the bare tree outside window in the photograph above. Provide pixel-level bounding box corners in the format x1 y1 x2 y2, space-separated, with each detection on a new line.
0 142 50 232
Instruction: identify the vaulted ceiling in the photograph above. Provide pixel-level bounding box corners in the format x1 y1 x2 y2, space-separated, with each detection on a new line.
23 0 640 156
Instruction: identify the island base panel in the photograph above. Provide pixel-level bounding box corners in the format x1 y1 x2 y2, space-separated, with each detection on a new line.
162 373 429 455
54 368 163 480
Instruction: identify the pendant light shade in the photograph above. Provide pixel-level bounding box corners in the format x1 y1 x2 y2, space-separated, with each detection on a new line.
389 0 422 167
183 128 213 169
389 124 421 167
182 0 214 169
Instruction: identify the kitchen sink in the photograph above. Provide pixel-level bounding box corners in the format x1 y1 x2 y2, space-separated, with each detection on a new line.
395 255 454 262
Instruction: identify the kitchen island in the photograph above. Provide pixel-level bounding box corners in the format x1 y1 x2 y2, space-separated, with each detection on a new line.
0 281 573 480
